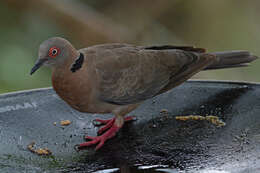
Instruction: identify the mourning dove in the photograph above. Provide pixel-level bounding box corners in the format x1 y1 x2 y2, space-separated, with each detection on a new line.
30 37 258 150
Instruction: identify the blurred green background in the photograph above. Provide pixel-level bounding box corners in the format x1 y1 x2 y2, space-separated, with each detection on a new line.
0 0 260 94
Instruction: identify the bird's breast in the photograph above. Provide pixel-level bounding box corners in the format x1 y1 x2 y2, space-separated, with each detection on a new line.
51 68 93 111
51 68 113 114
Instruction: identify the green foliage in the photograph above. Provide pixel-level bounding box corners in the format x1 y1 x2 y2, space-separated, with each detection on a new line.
0 0 259 94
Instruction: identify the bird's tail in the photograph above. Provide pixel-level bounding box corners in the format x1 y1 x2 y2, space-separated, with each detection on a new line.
204 51 258 70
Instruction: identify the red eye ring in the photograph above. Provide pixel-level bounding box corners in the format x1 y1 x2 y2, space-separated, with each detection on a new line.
48 47 60 58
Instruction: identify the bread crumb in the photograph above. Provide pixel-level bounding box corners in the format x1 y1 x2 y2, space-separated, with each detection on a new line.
60 120 71 126
27 142 52 156
175 115 226 127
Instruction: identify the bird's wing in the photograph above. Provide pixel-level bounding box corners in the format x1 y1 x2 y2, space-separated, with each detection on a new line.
90 44 215 105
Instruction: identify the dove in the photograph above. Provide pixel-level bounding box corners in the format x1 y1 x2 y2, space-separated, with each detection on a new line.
30 37 257 150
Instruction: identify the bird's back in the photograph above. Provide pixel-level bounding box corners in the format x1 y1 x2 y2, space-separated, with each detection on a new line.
80 44 216 105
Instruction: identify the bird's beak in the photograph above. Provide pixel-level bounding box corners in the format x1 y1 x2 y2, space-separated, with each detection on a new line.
30 58 47 75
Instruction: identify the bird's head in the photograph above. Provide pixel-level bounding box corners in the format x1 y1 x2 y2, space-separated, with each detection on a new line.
30 37 76 75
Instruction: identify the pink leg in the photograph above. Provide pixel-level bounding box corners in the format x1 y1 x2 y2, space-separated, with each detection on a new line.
78 124 121 150
94 116 136 135
97 118 115 135
75 116 136 151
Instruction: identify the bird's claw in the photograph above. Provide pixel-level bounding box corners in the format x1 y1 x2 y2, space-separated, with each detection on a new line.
77 116 137 150
95 116 137 135
97 118 115 135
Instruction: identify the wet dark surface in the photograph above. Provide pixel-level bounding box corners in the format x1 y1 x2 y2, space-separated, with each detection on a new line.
0 80 259 173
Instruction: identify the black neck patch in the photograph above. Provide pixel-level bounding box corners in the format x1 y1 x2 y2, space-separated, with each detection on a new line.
70 53 84 73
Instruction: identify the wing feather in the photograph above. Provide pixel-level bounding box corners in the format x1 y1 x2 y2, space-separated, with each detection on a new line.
88 44 214 105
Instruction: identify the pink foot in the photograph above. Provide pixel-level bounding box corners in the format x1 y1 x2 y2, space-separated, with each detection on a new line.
75 116 137 151
96 118 115 135
94 116 136 135
78 124 121 150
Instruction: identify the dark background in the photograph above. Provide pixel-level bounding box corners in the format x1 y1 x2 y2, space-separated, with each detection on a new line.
0 0 259 94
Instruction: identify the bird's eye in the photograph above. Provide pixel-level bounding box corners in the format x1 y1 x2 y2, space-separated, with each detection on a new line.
48 47 60 58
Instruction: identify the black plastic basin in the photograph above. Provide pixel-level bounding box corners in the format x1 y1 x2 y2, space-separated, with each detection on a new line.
0 80 259 172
